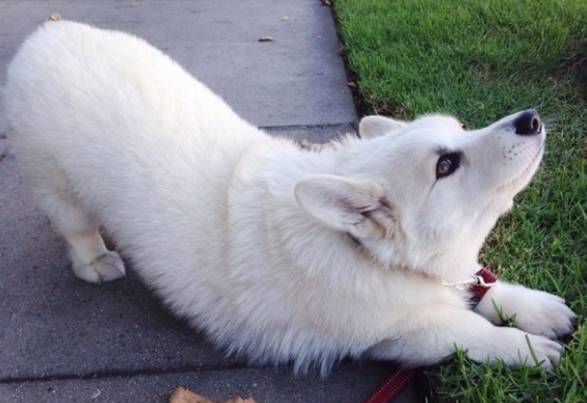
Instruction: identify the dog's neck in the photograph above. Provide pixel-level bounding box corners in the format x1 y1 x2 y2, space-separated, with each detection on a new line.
230 137 481 286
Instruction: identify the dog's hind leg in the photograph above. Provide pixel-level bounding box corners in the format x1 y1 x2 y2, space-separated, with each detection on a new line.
31 167 126 284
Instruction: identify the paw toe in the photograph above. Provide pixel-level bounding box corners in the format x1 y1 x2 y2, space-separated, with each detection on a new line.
94 251 126 282
516 291 576 339
73 266 102 283
527 334 562 370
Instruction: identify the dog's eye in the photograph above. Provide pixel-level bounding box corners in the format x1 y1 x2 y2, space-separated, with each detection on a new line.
436 152 461 179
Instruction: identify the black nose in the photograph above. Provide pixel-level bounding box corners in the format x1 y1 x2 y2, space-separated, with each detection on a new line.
514 109 542 136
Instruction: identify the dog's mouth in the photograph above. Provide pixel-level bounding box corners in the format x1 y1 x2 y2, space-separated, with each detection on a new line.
499 142 544 192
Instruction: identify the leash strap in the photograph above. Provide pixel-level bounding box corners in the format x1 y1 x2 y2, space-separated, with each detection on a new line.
364 368 418 403
363 267 496 403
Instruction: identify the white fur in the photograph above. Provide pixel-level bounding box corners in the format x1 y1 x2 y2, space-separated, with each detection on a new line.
3 21 575 374
359 115 406 139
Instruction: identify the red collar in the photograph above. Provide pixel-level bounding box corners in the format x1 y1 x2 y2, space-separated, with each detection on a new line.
470 267 498 301
441 266 497 303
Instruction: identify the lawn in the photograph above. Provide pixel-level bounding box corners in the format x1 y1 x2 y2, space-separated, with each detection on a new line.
332 0 586 401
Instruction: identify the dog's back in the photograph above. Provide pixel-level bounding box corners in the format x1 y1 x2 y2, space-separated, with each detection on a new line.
4 20 261 182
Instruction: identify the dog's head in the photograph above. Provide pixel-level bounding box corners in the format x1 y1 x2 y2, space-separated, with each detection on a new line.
295 110 545 279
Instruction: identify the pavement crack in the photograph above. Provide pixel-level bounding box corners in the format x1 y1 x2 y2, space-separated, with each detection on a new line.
0 362 251 385
259 122 356 132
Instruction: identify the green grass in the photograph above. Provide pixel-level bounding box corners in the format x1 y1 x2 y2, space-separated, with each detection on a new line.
333 0 587 401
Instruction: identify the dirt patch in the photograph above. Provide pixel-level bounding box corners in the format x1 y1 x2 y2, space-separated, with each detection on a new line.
561 43 587 100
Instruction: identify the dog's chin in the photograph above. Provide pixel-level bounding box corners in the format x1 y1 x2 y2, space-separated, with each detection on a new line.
498 144 544 195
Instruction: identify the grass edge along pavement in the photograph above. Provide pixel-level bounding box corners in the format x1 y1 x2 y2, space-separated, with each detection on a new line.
332 0 587 401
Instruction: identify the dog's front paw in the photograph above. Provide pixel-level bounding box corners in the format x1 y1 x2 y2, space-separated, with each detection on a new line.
479 327 563 371
509 288 575 339
72 251 126 283
512 331 563 370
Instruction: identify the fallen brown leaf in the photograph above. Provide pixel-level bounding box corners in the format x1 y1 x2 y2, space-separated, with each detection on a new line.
48 12 61 21
169 387 214 403
224 398 257 403
169 387 257 403
300 139 325 152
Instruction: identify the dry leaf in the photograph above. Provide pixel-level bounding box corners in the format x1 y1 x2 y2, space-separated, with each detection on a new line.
169 387 214 403
300 139 338 152
48 12 61 21
321 0 332 6
224 398 257 403
169 387 257 403
257 36 274 42
300 139 324 152
347 81 357 88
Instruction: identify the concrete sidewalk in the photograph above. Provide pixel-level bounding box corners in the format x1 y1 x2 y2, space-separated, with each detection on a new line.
0 1 420 402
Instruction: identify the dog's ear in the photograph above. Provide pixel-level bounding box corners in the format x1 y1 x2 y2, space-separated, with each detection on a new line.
295 175 394 238
359 116 406 139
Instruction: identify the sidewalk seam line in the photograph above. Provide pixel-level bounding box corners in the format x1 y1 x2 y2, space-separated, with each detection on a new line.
0 363 252 385
259 122 356 131
0 124 357 140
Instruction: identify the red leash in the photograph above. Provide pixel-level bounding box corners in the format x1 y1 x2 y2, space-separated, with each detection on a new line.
364 268 497 403
364 368 418 403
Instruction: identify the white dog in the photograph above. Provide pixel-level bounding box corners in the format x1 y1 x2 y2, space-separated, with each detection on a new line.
3 21 575 374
